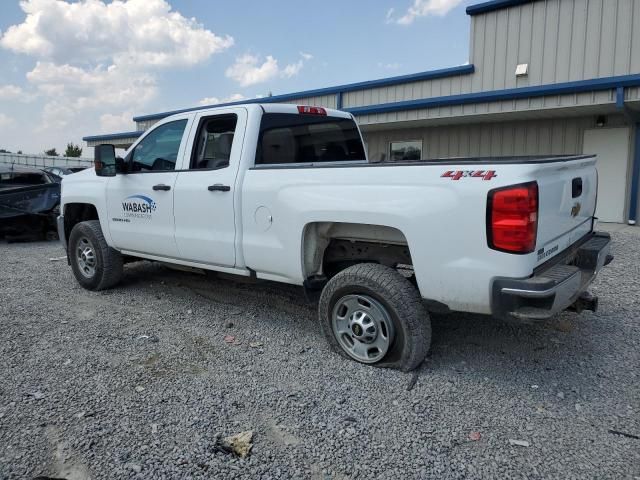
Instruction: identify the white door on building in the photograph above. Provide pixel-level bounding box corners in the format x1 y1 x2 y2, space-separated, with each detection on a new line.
583 127 630 223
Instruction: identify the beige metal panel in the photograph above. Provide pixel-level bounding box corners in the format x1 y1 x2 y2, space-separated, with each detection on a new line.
541 0 561 84
342 76 467 108
280 95 337 108
354 89 622 126
569 0 589 81
361 115 631 162
584 0 603 79
470 0 640 90
633 0 640 72
614 0 635 75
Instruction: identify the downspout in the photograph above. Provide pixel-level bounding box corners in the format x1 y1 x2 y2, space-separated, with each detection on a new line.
616 86 639 225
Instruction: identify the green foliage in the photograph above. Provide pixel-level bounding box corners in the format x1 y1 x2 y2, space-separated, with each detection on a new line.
64 142 83 158
44 148 59 156
0 149 11 154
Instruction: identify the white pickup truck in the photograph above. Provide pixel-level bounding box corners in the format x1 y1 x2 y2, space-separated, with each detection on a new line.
58 103 613 370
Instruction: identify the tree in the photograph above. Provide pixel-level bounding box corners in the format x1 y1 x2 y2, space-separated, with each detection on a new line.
0 149 11 154
16 150 22 154
64 142 83 157
44 148 59 156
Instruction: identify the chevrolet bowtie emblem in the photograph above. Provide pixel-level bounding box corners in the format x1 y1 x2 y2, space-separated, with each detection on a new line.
571 202 582 217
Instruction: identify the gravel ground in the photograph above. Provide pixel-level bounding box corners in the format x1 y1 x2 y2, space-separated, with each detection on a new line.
0 231 638 480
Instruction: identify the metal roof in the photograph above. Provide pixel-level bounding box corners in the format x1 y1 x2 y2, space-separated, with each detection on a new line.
466 0 538 16
131 64 475 123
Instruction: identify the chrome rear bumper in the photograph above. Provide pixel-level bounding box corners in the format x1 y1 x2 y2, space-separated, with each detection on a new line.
492 232 613 320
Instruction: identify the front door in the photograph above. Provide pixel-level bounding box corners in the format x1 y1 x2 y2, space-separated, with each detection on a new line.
173 108 247 266
106 118 190 257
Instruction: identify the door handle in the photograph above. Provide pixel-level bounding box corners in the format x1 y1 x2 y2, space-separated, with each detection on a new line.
153 184 171 191
208 184 231 192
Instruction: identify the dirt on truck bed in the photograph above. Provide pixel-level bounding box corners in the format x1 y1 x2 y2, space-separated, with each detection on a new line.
0 231 638 479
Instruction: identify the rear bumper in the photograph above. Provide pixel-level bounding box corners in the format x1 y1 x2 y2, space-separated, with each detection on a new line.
492 232 613 320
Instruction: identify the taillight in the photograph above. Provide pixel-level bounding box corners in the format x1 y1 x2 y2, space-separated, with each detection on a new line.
297 105 327 115
487 182 538 254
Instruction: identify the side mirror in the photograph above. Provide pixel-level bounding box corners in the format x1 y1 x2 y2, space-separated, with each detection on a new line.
94 144 116 177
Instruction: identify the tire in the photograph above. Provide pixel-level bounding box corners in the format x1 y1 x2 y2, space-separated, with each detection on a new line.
68 220 123 291
318 263 431 371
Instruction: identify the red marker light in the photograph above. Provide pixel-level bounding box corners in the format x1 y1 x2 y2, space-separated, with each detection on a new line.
297 105 327 115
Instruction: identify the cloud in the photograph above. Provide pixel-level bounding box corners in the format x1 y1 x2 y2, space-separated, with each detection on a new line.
0 0 234 68
99 111 135 133
26 61 157 132
27 62 157 109
0 0 234 137
378 62 401 70
0 113 14 128
225 55 280 87
282 60 303 78
393 0 464 24
0 84 37 102
198 93 246 106
226 53 311 87
0 84 23 99
386 8 395 23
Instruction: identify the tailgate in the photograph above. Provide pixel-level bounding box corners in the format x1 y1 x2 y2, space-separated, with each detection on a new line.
533 156 598 265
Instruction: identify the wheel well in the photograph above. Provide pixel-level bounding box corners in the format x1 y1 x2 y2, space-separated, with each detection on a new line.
302 222 413 282
63 203 99 244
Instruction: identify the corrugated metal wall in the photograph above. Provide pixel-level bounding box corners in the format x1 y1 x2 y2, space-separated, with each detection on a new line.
362 114 629 161
470 0 640 90
133 1 640 132
337 0 640 118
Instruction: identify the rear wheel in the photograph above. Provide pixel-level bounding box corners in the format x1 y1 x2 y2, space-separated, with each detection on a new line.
68 220 123 291
318 263 431 371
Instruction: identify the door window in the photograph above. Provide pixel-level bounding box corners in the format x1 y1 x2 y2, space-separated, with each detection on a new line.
129 119 187 172
190 114 238 170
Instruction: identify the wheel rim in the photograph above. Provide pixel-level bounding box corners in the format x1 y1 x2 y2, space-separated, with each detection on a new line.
331 294 395 364
76 237 97 278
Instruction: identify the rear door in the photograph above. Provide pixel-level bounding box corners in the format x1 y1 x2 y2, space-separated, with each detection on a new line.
583 127 630 223
106 118 190 258
173 108 247 266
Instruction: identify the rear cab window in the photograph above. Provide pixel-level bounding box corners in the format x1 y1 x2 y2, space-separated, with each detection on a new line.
256 113 366 166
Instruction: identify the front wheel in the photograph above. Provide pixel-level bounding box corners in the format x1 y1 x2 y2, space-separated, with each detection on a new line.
68 220 123 291
318 263 431 371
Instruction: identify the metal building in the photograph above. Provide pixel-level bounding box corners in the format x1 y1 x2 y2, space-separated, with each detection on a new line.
84 0 640 224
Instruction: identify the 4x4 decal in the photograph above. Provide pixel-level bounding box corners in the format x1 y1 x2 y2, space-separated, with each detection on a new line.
441 170 497 181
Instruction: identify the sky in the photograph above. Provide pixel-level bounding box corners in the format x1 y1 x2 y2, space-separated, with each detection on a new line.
0 0 474 155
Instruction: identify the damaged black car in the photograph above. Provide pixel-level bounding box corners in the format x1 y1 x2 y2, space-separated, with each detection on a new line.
0 165 60 241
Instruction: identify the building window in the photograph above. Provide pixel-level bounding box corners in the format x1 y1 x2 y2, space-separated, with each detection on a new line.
389 140 423 161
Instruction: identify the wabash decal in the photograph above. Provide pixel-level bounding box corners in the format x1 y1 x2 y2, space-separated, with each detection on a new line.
441 170 497 181
120 194 157 220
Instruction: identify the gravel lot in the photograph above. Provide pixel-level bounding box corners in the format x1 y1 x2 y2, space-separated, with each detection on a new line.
1 230 638 479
